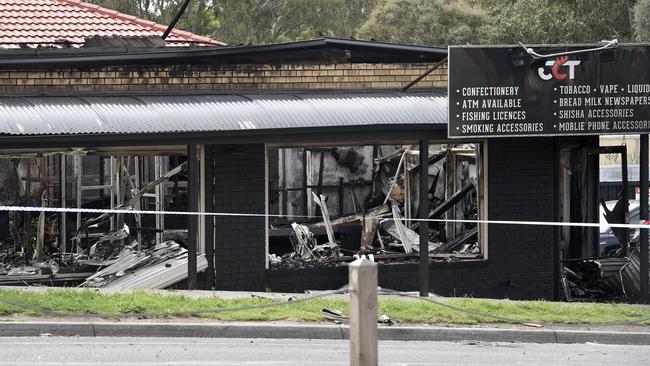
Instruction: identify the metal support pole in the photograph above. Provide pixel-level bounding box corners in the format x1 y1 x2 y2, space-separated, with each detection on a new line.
134 156 142 249
154 156 164 244
405 152 411 225
75 155 82 254
187 144 199 289
25 159 32 261
640 134 649 303
109 157 115 232
302 148 308 216
419 139 430 297
621 148 630 256
60 154 66 262
349 257 378 366
116 156 124 237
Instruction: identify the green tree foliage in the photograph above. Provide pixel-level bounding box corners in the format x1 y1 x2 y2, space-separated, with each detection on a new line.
87 0 640 46
479 0 633 44
88 0 219 38
88 0 377 45
211 0 377 45
357 0 487 46
634 0 650 41
87 0 146 18
359 0 634 46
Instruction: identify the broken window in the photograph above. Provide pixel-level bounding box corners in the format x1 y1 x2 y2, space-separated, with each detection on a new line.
266 143 486 269
0 150 206 288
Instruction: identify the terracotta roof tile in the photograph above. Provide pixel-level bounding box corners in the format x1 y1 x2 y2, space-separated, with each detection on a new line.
0 0 224 48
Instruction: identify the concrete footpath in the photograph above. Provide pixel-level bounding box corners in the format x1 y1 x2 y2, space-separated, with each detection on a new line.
0 320 649 345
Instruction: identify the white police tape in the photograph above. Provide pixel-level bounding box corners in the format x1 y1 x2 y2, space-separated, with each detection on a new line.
1 205 649 230
0 205 290 218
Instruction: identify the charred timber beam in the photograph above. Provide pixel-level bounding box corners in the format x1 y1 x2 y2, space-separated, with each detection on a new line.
73 161 187 239
411 153 445 174
316 151 325 217
429 184 475 219
273 181 372 192
432 226 478 254
317 204 390 227
409 183 474 232
361 217 378 248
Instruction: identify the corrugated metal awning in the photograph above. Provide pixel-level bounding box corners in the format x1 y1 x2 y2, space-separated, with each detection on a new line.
0 91 447 136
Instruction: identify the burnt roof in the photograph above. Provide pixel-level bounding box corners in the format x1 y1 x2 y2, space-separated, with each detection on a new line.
0 37 448 69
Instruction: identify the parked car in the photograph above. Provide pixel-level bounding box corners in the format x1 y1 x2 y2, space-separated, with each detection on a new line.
599 200 650 256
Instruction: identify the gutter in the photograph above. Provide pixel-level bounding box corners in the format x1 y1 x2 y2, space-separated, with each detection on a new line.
0 38 447 69
0 124 449 150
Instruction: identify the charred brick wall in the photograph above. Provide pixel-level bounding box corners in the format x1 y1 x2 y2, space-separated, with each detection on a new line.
481 137 555 299
1 63 447 94
211 139 556 300
267 260 548 299
206 144 267 291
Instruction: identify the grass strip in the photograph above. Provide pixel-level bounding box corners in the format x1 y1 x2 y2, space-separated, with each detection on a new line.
0 289 648 325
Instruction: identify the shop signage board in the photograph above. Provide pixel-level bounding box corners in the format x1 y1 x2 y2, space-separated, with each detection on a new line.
448 45 650 138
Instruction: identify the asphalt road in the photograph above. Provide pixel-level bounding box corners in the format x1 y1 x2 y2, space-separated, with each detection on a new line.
0 337 648 365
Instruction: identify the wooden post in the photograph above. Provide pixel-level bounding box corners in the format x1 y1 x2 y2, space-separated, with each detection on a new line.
349 256 378 366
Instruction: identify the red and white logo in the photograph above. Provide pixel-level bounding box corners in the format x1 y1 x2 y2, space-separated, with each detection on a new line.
538 56 580 80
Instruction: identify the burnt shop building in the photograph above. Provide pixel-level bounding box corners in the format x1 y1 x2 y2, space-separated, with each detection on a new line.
448 44 650 302
0 39 646 301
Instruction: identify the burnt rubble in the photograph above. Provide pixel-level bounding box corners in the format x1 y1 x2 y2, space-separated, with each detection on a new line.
562 194 650 301
268 144 482 270
0 154 203 289
81 240 207 289
563 251 650 301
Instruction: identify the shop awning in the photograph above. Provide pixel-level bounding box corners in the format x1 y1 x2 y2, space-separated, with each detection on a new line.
0 90 447 136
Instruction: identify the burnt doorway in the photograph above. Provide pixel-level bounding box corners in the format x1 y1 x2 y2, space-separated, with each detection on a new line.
558 142 630 260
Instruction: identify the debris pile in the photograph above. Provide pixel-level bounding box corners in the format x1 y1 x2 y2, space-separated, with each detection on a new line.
0 154 201 289
81 240 207 289
269 144 482 269
321 307 393 325
562 192 649 302
271 193 343 269
562 251 649 301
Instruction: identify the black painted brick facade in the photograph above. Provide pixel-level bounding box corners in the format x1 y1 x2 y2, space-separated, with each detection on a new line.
484 137 555 299
207 144 267 291
206 138 556 300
